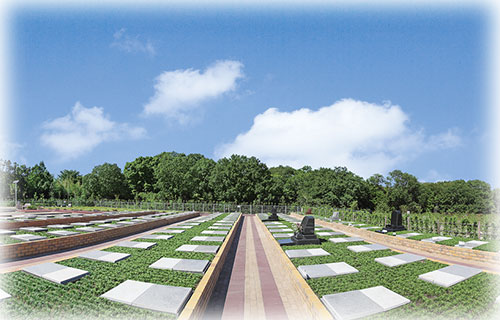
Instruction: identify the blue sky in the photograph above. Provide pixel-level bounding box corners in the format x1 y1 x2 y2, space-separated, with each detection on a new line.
7 5 492 185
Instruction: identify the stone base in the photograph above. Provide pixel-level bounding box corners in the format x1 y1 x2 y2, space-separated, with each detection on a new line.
376 225 406 233
265 214 280 221
279 233 321 246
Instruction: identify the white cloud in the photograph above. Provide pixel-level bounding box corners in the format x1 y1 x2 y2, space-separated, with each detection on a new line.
111 28 155 56
41 102 146 160
215 99 462 178
143 60 244 124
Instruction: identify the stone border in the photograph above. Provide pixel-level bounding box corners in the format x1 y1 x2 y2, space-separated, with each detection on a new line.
1 211 157 229
178 214 243 320
258 217 333 320
0 212 199 261
291 213 500 272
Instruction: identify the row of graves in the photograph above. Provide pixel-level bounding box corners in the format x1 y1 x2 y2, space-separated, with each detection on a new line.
0 211 202 244
0 212 241 317
323 209 491 249
261 210 493 320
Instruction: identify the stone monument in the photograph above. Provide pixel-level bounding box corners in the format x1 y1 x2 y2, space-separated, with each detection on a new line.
279 215 321 246
377 210 406 233
267 206 279 221
330 211 339 221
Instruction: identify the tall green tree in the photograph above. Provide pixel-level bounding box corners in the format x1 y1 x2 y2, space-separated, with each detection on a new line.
209 155 272 203
124 156 159 198
82 163 130 199
25 162 54 199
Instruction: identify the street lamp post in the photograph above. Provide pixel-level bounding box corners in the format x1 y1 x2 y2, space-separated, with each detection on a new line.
13 180 19 210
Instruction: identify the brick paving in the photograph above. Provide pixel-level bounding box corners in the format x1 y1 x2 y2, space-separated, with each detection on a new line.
219 215 328 320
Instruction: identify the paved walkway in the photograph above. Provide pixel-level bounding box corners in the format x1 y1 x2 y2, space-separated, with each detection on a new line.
209 215 327 320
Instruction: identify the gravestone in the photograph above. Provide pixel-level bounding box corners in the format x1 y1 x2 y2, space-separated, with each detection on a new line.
279 215 320 246
377 210 406 233
267 206 279 221
331 211 340 221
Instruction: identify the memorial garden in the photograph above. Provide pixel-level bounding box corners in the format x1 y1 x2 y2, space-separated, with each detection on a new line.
0 153 499 319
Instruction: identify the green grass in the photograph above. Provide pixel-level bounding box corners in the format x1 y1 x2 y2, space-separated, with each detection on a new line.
272 220 500 319
0 213 231 319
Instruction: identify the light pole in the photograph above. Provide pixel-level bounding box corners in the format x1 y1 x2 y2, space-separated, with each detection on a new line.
13 180 19 210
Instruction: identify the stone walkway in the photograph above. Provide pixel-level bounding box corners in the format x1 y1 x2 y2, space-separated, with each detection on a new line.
213 215 329 320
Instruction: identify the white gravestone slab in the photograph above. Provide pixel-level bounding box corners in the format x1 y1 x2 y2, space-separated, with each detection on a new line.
100 280 192 315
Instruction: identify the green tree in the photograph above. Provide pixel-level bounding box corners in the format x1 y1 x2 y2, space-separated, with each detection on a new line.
209 155 272 203
82 163 130 199
25 162 54 199
385 170 421 213
124 156 159 198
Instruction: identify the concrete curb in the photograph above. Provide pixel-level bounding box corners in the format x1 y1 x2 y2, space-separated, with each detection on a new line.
179 214 243 320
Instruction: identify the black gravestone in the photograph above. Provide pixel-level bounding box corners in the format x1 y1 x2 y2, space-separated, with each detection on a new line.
267 206 279 221
279 215 320 246
377 210 406 233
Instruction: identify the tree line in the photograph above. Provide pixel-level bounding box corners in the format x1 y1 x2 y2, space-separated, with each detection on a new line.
1 152 498 215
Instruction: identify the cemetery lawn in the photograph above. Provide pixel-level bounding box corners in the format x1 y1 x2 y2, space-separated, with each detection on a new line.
0 213 230 319
275 219 500 319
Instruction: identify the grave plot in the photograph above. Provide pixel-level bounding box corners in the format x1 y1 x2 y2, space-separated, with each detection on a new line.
421 236 452 243
176 244 219 254
270 228 294 233
70 222 95 227
100 280 192 316
191 236 225 242
419 264 482 287
76 227 104 232
114 241 157 249
264 222 284 225
347 244 389 253
201 230 228 235
285 248 330 259
19 227 47 232
159 229 185 234
171 225 194 229
455 240 489 248
47 224 72 229
22 262 89 284
140 235 174 240
78 250 131 263
375 253 426 267
316 231 344 237
315 227 332 231
90 220 109 224
150 257 210 274
0 229 15 235
329 237 364 243
98 224 121 229
10 234 46 242
208 226 231 230
396 232 422 238
321 286 410 320
47 230 80 236
116 221 138 226
298 262 358 279
273 233 295 238
0 288 11 301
